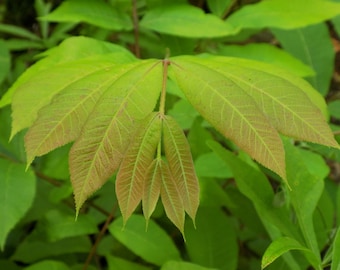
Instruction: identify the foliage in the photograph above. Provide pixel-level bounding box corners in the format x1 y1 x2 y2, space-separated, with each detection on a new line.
1 0 340 269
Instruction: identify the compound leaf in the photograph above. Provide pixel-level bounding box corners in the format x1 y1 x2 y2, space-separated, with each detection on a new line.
116 112 162 224
163 115 199 221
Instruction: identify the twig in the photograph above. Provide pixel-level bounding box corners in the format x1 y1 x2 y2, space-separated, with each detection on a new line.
82 203 118 270
132 0 140 58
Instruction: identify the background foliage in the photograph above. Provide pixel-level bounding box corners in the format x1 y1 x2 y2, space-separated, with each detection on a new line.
1 0 340 269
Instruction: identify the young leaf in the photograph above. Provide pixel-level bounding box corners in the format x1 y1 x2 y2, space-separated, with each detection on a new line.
331 229 340 270
261 237 320 269
142 159 161 223
159 159 185 234
170 57 286 179
226 0 340 31
140 4 237 38
41 0 132 31
116 112 162 224
163 115 199 220
70 60 162 213
25 64 136 166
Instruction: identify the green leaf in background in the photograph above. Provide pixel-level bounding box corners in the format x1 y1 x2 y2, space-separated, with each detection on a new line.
168 99 199 130
162 260 218 270
0 260 21 270
215 43 315 78
41 0 132 31
261 237 319 269
0 39 10 85
194 152 233 178
0 159 36 250
207 140 302 241
185 207 238 270
0 36 135 108
284 140 327 263
24 260 69 270
106 255 152 270
12 236 91 263
140 4 237 38
109 215 181 266
226 0 340 31
328 100 340 119
331 228 340 270
207 0 233 18
272 23 334 96
41 209 98 242
0 23 41 41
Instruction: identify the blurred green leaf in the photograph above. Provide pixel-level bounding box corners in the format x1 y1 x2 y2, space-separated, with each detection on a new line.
216 44 315 78
4 39 44 51
106 255 152 270
195 152 233 178
185 207 238 270
331 228 340 270
261 237 319 269
24 260 69 270
162 261 217 270
0 24 40 40
168 99 199 129
41 0 132 31
109 215 181 266
329 100 340 119
42 209 98 242
12 236 91 263
227 0 340 31
0 159 36 250
272 23 334 96
0 39 10 85
207 0 233 17
0 260 21 270
140 4 237 38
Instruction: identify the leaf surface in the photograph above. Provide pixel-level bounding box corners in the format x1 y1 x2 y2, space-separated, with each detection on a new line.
24 64 135 166
0 39 10 85
116 112 162 223
0 159 36 250
226 0 340 31
142 159 161 222
24 260 69 270
162 261 217 270
272 23 334 96
159 160 185 234
140 4 237 38
171 57 286 179
109 215 181 266
41 0 132 30
261 237 319 269
216 43 315 78
331 229 340 270
163 115 199 220
185 207 238 270
70 60 162 212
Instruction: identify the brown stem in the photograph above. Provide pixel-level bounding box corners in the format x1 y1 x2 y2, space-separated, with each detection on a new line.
132 0 140 58
82 203 118 270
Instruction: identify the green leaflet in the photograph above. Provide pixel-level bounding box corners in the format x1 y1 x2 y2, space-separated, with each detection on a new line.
41 0 132 31
0 39 10 85
0 159 36 250
171 57 286 179
140 4 237 38
109 214 181 266
70 60 162 213
159 159 185 234
226 0 340 31
142 159 161 223
261 237 319 269
272 23 334 96
116 112 162 224
163 115 199 221
2 36 135 109
24 63 137 167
